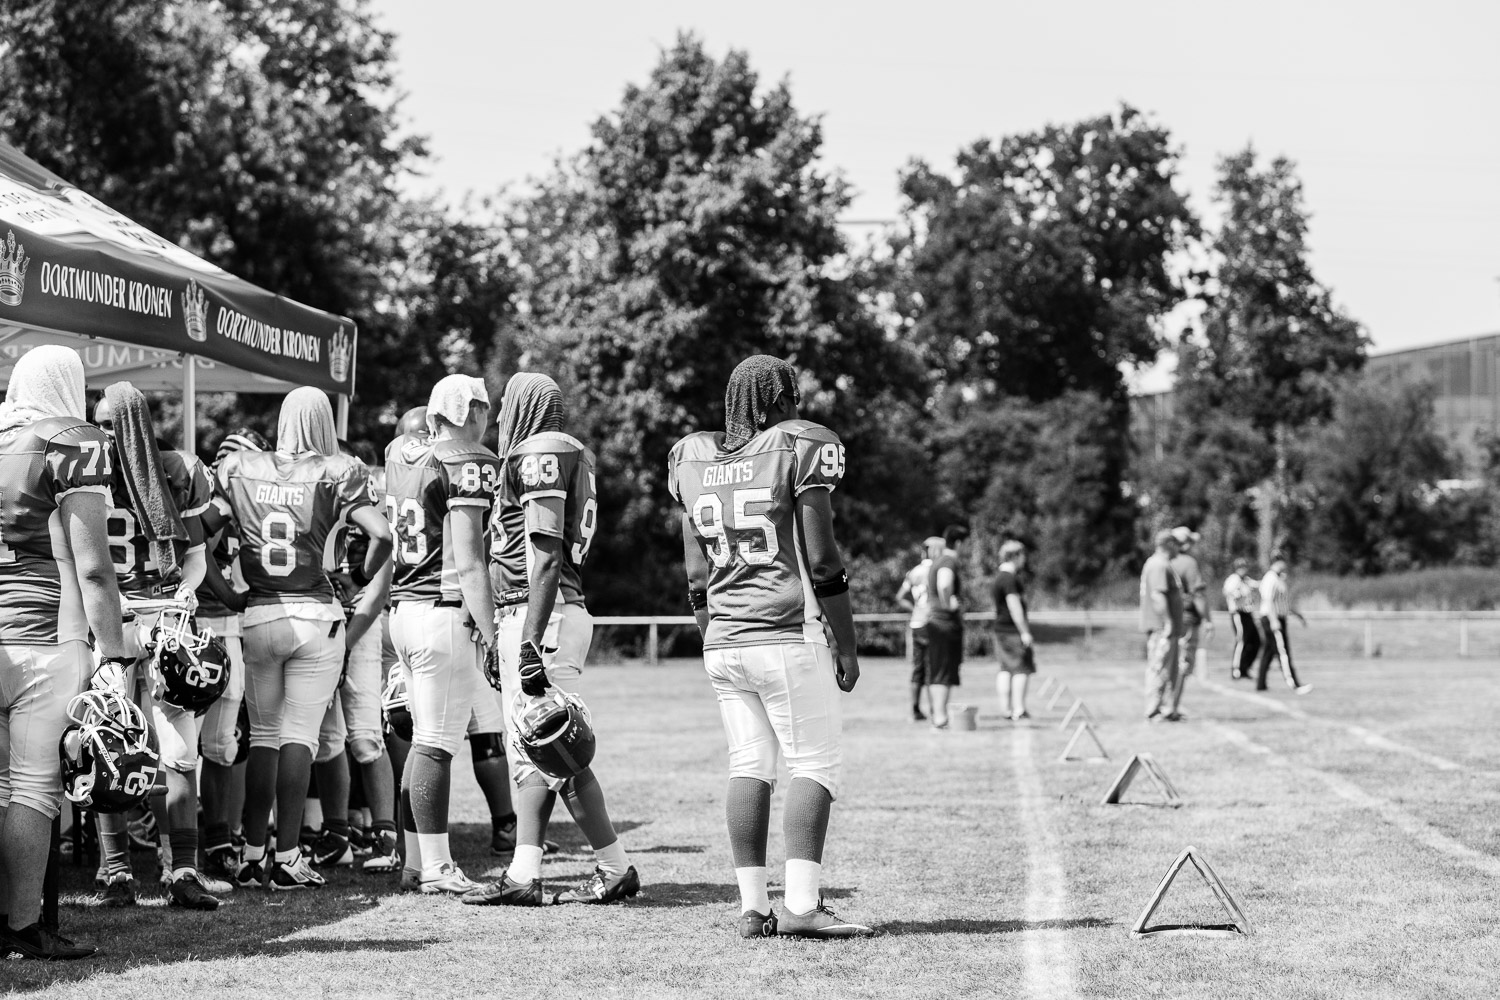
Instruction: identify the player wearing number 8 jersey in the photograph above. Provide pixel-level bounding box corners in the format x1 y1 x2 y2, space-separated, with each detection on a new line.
216 388 391 892
384 376 504 896
668 355 873 940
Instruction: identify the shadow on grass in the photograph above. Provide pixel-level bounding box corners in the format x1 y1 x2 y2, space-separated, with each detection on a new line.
631 844 706 854
448 818 650 861
881 916 1114 936
631 881 739 907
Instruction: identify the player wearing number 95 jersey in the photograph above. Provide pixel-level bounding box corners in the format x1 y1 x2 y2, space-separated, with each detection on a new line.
215 388 392 892
668 355 873 940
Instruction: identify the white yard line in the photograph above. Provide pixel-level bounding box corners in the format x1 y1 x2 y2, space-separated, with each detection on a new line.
1009 728 1078 1000
1197 678 1473 774
1211 722 1500 879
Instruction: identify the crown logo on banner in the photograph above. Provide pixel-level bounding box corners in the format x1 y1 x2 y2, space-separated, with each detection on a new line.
0 230 31 308
182 281 210 342
329 325 351 383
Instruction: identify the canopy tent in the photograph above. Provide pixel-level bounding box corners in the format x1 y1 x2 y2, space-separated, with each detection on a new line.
0 138 357 451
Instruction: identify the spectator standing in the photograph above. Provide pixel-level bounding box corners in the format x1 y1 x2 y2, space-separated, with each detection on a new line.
1256 557 1312 695
1222 557 1260 681
895 537 942 721
925 525 968 731
1139 530 1183 722
991 540 1036 721
1168 526 1211 720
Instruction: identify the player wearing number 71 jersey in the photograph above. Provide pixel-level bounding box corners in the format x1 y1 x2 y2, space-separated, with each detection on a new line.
667 355 873 940
215 387 392 892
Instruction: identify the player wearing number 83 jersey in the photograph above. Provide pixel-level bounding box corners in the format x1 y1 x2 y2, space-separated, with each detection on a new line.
385 435 502 603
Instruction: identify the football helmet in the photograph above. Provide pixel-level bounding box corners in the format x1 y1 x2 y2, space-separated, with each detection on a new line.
513 690 596 780
150 607 229 714
382 669 413 742
59 690 160 813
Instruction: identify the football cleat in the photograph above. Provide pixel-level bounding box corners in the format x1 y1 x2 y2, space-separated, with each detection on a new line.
461 871 545 907
740 909 778 939
419 862 480 896
204 843 240 882
168 870 221 911
268 854 326 891
553 865 640 905
361 831 401 874
308 830 354 868
1295 683 1314 695
513 689 596 781
234 857 268 889
398 867 422 893
92 872 137 908
2 923 97 961
777 899 876 939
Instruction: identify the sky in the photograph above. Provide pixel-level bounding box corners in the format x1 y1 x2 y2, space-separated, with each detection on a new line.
373 0 1499 366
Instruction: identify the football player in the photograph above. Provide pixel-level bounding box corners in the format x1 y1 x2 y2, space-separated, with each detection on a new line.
219 387 391 890
198 430 268 882
462 372 639 908
0 347 135 960
383 377 501 895
90 383 225 911
667 355 874 939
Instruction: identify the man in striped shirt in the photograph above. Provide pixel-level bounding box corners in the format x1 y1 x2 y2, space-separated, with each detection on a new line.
1255 556 1312 694
1221 557 1260 681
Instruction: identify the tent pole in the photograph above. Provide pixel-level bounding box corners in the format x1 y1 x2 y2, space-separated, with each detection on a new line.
182 354 197 456
336 393 349 440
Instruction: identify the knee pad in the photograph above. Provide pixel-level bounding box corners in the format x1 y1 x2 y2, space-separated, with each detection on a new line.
516 770 550 791
411 743 453 763
349 737 385 766
470 732 506 764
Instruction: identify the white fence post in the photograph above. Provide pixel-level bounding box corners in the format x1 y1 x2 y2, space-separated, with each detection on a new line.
647 623 659 665
1364 614 1374 659
1460 614 1469 658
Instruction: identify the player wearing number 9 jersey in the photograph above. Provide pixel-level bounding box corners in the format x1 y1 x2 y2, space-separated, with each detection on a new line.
215 388 392 892
668 355 873 940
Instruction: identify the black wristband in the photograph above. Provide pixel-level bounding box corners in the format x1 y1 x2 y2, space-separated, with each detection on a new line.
811 571 849 598
688 587 708 611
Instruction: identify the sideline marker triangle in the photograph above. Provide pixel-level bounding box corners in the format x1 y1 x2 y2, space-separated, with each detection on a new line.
1058 699 1095 731
1059 721 1110 761
1046 684 1072 711
1101 753 1182 807
1037 676 1057 699
1131 846 1253 938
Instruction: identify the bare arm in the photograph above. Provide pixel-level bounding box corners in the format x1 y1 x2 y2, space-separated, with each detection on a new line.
346 559 392 649
681 512 712 636
350 505 394 584
935 567 958 611
796 488 859 692
1006 593 1032 645
895 576 914 613
449 505 496 647
61 491 130 658
523 533 563 648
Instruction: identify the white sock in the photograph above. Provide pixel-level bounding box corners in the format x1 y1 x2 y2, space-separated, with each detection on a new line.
784 859 822 915
508 845 544 883
243 843 266 863
403 830 422 871
594 840 630 877
171 866 195 881
736 866 770 915
274 847 300 866
304 798 323 829
417 833 452 874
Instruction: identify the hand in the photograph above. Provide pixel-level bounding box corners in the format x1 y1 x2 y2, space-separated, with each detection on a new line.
518 640 550 698
835 650 860 692
172 586 198 614
91 656 132 694
1021 632 1034 648
482 641 503 692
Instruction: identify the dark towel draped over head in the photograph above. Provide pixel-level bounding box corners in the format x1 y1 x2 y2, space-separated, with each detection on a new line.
104 381 186 582
724 356 799 452
496 373 564 457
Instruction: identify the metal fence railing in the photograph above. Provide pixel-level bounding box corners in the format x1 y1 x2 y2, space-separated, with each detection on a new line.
593 610 1500 664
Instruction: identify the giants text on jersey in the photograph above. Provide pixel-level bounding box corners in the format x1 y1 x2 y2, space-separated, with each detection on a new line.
667 419 844 649
488 432 599 606
215 450 371 605
384 434 502 604
0 416 114 643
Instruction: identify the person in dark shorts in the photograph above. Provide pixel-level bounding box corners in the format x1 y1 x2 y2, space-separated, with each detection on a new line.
991 540 1035 720
924 525 968 730
895 537 942 721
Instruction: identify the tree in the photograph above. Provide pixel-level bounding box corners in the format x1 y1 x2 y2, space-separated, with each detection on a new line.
508 34 934 615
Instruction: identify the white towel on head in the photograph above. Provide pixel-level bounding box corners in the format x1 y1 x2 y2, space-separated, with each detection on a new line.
426 375 489 434
0 345 87 432
277 386 337 456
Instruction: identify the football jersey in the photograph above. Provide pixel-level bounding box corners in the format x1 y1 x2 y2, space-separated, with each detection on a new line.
667 419 844 649
106 449 213 599
385 435 502 604
0 416 114 644
194 480 242 620
215 450 371 605
488 432 598 607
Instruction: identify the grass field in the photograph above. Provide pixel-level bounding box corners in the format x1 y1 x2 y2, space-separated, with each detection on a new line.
9 643 1500 999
